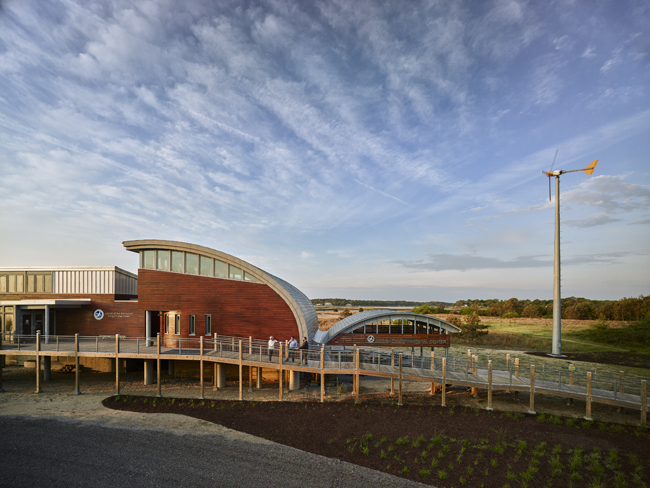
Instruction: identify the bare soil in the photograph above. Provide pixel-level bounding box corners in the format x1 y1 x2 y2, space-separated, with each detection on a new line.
104 393 650 488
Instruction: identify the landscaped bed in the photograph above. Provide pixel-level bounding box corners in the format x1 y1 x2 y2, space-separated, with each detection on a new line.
103 394 649 488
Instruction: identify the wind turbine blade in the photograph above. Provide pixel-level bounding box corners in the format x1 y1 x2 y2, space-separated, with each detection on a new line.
583 159 598 175
550 149 558 172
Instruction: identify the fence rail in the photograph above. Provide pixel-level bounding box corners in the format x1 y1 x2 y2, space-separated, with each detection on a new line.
1 333 648 422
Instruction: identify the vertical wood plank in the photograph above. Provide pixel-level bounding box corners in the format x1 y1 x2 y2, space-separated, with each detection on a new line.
279 343 283 402
441 357 446 407
320 345 325 403
200 336 204 399
398 353 403 406
35 332 41 394
514 358 520 401
74 333 80 395
528 365 535 415
430 350 435 396
487 360 493 411
115 334 120 396
157 333 161 397
585 372 593 421
390 348 395 395
238 340 243 401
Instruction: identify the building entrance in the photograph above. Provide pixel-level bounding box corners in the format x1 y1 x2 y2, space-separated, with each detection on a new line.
20 312 44 335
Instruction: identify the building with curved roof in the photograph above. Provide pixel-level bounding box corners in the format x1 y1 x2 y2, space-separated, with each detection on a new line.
314 309 460 348
123 240 318 344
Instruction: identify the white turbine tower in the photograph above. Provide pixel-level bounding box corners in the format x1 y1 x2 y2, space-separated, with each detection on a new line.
543 152 598 357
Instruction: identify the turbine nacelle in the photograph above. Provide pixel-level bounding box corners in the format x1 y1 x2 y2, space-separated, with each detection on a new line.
541 150 598 200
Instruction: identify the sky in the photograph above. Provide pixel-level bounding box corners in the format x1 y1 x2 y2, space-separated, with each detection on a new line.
1 0 649 302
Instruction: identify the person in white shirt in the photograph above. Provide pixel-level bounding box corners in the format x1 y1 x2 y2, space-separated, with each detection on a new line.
268 336 278 361
288 336 298 362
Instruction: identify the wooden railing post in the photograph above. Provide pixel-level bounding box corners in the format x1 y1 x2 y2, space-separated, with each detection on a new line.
35 332 41 393
585 372 593 421
238 340 243 401
353 345 357 394
320 345 325 403
390 348 395 395
398 353 403 406
115 334 120 396
528 365 536 415
249 336 252 355
641 380 647 427
441 357 446 407
487 360 493 411
156 333 162 397
199 336 205 400
619 371 625 413
213 333 218 390
568 364 575 406
430 350 435 395
278 343 283 402
74 333 80 395
514 358 520 401
355 348 360 402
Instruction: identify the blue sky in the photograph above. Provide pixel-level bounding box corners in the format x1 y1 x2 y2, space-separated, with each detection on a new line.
1 0 648 302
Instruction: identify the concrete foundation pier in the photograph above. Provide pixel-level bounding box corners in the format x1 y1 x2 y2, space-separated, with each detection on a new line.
144 360 154 385
168 360 174 376
215 363 226 389
289 370 299 391
43 356 51 382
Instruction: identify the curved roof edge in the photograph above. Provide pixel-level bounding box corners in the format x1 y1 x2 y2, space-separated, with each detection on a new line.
315 309 461 344
123 240 318 342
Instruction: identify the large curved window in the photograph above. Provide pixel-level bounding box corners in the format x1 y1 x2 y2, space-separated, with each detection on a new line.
215 260 227 278
185 253 198 274
200 256 212 277
229 265 241 280
171 251 183 272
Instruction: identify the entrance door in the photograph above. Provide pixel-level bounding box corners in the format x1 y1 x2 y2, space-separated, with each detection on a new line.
34 313 44 334
21 314 32 335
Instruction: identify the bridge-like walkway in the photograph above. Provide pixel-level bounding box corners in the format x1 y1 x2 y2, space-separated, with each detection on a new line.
1 333 647 425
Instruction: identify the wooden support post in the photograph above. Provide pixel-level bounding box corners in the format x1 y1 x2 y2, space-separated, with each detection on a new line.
320 345 325 403
514 358 520 401
249 336 252 355
441 357 447 407
353 345 357 394
390 348 395 395
199 336 205 399
641 380 647 427
528 365 536 415
487 360 493 411
238 340 243 401
568 365 574 406
355 348 360 401
115 334 120 396
213 334 218 390
585 372 593 421
278 343 283 401
248 365 253 393
619 371 625 413
74 333 80 395
398 353 403 406
506 353 510 370
430 350 435 395
156 333 162 397
35 331 41 393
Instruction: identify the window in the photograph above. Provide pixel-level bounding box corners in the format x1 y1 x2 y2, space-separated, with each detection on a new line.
174 315 180 335
185 253 198 274
243 271 259 282
170 251 183 272
200 256 212 277
205 315 211 336
164 315 169 334
157 250 169 271
229 265 241 280
214 260 227 278
189 315 196 335
142 250 155 269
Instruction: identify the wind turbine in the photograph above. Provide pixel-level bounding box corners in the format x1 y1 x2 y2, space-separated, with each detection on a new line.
543 152 598 357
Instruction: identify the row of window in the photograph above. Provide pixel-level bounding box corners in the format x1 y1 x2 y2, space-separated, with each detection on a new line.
163 314 212 336
141 250 260 283
350 322 446 335
0 273 52 294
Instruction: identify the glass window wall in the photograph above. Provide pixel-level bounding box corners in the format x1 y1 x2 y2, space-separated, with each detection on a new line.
205 315 211 336
200 256 212 277
229 265 241 280
143 250 155 269
174 315 180 335
157 250 169 271
189 315 196 335
185 253 198 274
214 260 227 278
171 251 183 273
243 271 259 282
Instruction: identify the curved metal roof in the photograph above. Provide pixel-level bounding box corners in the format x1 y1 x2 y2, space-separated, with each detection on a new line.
123 240 318 342
313 309 461 344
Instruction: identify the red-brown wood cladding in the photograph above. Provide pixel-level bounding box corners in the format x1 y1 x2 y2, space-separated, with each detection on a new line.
136 269 300 341
1 293 142 336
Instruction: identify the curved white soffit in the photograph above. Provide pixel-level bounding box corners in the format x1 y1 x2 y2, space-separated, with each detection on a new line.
317 309 461 344
123 240 318 341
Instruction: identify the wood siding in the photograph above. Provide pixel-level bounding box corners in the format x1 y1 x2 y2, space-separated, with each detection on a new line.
137 269 299 341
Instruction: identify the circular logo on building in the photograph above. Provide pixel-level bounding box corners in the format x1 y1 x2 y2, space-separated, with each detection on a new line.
366 335 375 343
94 309 104 320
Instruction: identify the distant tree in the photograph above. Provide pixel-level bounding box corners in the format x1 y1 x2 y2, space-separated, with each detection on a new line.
457 312 488 343
412 304 438 315
522 304 539 318
339 308 352 319
358 307 364 313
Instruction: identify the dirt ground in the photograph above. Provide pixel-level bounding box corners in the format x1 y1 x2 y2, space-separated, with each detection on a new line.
103 395 650 488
